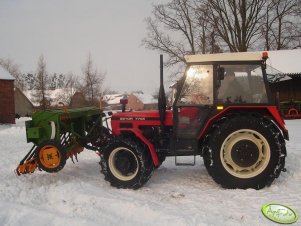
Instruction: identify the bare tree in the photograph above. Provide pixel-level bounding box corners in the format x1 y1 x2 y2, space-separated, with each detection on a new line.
143 0 216 67
102 87 119 95
143 0 301 71
262 0 301 50
24 73 35 90
207 0 266 52
77 54 105 105
32 55 49 110
195 0 223 54
49 72 76 106
261 0 276 50
65 73 76 94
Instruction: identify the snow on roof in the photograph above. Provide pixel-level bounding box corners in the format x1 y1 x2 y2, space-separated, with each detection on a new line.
0 66 15 80
103 93 156 105
103 94 124 105
24 88 74 107
267 49 301 74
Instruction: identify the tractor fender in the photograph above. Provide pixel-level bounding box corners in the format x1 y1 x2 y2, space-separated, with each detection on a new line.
115 128 160 167
197 106 289 140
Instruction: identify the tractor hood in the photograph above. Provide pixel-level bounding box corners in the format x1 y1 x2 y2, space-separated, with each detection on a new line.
111 110 173 135
111 110 173 124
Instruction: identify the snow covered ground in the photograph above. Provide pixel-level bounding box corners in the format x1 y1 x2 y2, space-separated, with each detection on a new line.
0 118 300 226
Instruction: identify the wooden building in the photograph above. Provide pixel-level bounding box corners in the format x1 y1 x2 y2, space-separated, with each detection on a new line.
103 93 156 111
269 74 301 102
70 91 90 108
0 67 15 124
267 50 301 116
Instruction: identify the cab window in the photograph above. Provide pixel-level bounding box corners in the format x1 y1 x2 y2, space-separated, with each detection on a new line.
177 65 213 105
217 64 268 104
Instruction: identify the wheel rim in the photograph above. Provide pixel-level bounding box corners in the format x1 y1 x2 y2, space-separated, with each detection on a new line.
220 129 271 179
108 147 139 181
38 145 61 169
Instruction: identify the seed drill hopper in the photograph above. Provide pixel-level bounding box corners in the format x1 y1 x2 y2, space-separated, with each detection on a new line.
15 107 110 175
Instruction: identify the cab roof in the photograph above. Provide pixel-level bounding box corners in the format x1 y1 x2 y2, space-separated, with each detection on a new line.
184 52 266 63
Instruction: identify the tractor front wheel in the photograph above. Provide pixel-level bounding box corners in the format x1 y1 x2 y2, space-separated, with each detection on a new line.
203 114 286 189
35 141 67 173
100 140 154 189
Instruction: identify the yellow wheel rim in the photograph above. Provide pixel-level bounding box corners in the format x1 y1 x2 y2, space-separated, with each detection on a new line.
39 145 61 169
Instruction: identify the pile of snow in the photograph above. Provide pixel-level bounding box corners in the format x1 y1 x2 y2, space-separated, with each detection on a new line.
0 119 300 226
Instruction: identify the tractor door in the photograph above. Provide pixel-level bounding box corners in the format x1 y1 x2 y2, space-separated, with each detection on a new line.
172 64 214 152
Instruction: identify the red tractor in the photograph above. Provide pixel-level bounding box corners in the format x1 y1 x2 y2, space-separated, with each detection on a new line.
100 52 288 190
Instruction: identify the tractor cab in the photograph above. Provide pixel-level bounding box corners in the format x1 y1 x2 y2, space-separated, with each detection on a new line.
172 52 271 141
167 52 276 164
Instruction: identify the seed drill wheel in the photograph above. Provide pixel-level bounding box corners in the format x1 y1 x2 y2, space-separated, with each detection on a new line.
203 114 285 189
100 140 154 189
35 141 67 173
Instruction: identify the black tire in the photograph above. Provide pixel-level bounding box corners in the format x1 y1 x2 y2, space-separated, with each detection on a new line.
100 140 154 189
90 126 112 147
35 140 67 173
203 114 286 189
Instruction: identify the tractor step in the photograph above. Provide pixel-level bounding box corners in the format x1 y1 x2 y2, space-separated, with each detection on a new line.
175 155 196 166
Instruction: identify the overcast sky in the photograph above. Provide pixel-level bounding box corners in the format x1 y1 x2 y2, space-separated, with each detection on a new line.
0 0 169 94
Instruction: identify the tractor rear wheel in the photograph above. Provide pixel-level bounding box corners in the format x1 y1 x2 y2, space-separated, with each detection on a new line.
35 140 67 173
203 114 286 189
100 140 154 189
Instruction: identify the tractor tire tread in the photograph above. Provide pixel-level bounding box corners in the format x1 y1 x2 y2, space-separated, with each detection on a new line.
203 113 286 189
100 138 154 189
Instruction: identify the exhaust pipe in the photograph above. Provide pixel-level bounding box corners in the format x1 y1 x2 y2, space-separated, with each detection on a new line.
158 54 166 130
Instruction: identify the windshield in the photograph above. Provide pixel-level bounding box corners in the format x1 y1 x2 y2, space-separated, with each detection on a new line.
177 65 213 105
217 64 268 104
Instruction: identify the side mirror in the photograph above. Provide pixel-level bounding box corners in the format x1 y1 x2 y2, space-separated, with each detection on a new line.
217 67 225 80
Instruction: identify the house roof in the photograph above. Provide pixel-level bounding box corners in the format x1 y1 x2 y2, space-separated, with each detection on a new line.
14 87 34 108
0 66 15 80
267 49 301 75
103 94 124 105
286 73 301 78
103 93 156 105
